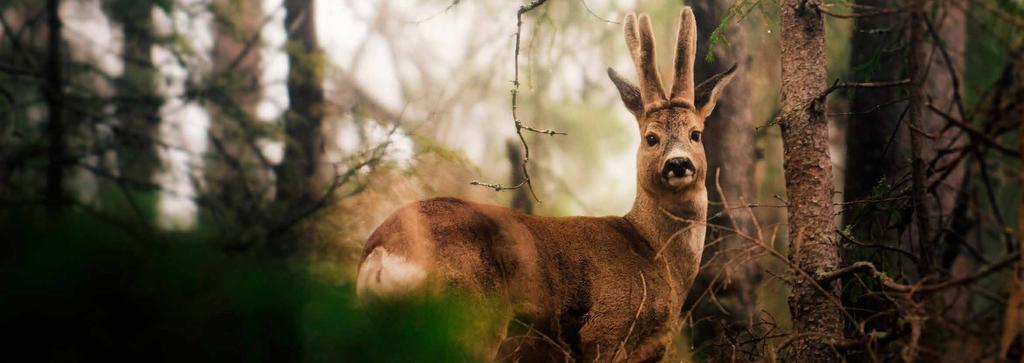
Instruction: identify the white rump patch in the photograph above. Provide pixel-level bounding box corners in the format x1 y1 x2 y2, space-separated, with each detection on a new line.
356 247 428 298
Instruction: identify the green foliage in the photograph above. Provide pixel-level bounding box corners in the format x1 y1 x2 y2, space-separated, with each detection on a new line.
964 1 1023 106
413 135 476 167
0 208 477 362
285 41 328 85
704 0 768 63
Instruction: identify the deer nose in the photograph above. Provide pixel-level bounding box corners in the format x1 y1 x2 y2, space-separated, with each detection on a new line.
662 157 695 179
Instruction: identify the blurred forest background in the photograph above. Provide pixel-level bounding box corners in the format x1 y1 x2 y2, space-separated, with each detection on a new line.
0 0 1022 361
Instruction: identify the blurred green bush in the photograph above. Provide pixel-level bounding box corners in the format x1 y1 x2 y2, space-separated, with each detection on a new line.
0 208 477 362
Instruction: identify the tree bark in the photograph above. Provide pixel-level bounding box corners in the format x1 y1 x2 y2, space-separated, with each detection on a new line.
111 0 161 184
44 0 65 209
778 0 841 360
842 0 909 244
688 0 759 356
507 140 533 214
276 0 325 205
915 0 967 276
208 0 269 202
907 6 934 281
1007 57 1024 358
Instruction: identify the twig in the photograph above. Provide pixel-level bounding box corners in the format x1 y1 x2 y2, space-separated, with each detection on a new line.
821 78 912 98
925 103 1020 158
921 14 969 122
470 0 564 202
663 178 860 327
270 133 394 238
520 124 568 136
826 97 908 117
406 0 462 24
579 0 618 24
816 252 1020 293
836 229 920 263
221 4 285 73
510 319 574 362
469 179 526 192
814 3 908 19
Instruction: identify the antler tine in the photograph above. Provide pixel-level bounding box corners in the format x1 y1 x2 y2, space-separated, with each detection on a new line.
637 15 668 105
624 13 667 109
623 13 640 58
670 7 697 103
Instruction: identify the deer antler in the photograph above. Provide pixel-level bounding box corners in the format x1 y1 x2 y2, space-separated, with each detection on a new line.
670 7 697 105
623 13 667 110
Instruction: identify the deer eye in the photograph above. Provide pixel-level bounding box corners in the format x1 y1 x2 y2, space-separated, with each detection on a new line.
690 131 702 142
645 134 660 146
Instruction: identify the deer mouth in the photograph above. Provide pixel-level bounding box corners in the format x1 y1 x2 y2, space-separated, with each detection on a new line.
665 171 695 188
661 163 696 188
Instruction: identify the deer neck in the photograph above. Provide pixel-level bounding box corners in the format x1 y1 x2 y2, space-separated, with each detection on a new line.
625 186 707 257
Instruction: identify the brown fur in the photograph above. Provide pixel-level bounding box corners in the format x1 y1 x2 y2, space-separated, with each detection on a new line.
357 7 737 362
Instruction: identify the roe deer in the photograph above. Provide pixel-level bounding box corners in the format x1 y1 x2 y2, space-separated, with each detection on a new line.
356 7 736 362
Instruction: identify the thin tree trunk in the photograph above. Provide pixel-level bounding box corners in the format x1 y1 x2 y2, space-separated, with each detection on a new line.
778 0 841 360
44 0 65 209
907 5 934 280
842 0 909 244
507 140 533 214
688 0 758 356
912 1 971 333
1006 61 1024 357
112 1 161 184
276 0 325 205
916 0 967 275
208 0 268 201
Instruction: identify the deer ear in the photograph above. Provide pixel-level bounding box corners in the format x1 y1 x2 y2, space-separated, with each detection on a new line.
694 63 738 119
608 67 643 118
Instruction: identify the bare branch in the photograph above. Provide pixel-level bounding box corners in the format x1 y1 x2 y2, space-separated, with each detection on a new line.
926 103 1020 158
821 78 911 99
814 3 909 19
470 0 566 203
579 0 618 24
817 253 1020 293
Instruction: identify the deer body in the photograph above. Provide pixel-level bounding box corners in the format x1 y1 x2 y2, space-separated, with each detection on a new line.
357 7 735 362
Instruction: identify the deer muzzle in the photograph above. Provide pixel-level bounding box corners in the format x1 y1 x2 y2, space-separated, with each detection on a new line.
662 157 696 187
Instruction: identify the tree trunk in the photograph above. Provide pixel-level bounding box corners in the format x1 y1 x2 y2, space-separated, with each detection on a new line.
778 0 841 360
276 0 325 205
44 0 65 209
688 0 759 356
208 0 268 202
1006 56 1024 358
915 0 967 275
842 0 909 245
111 0 161 184
507 140 533 214
906 6 934 283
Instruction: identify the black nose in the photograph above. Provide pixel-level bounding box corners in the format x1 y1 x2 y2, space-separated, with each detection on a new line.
662 158 695 179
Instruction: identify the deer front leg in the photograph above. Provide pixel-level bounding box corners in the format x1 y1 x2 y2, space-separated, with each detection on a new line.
579 290 678 362
624 327 674 362
578 325 672 363
578 311 664 363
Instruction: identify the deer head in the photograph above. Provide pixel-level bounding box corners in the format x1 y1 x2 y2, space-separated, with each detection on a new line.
608 8 736 204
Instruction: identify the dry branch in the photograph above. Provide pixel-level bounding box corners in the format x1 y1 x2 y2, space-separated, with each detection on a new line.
469 0 565 202
817 253 1020 293
925 103 1020 158
821 78 911 98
